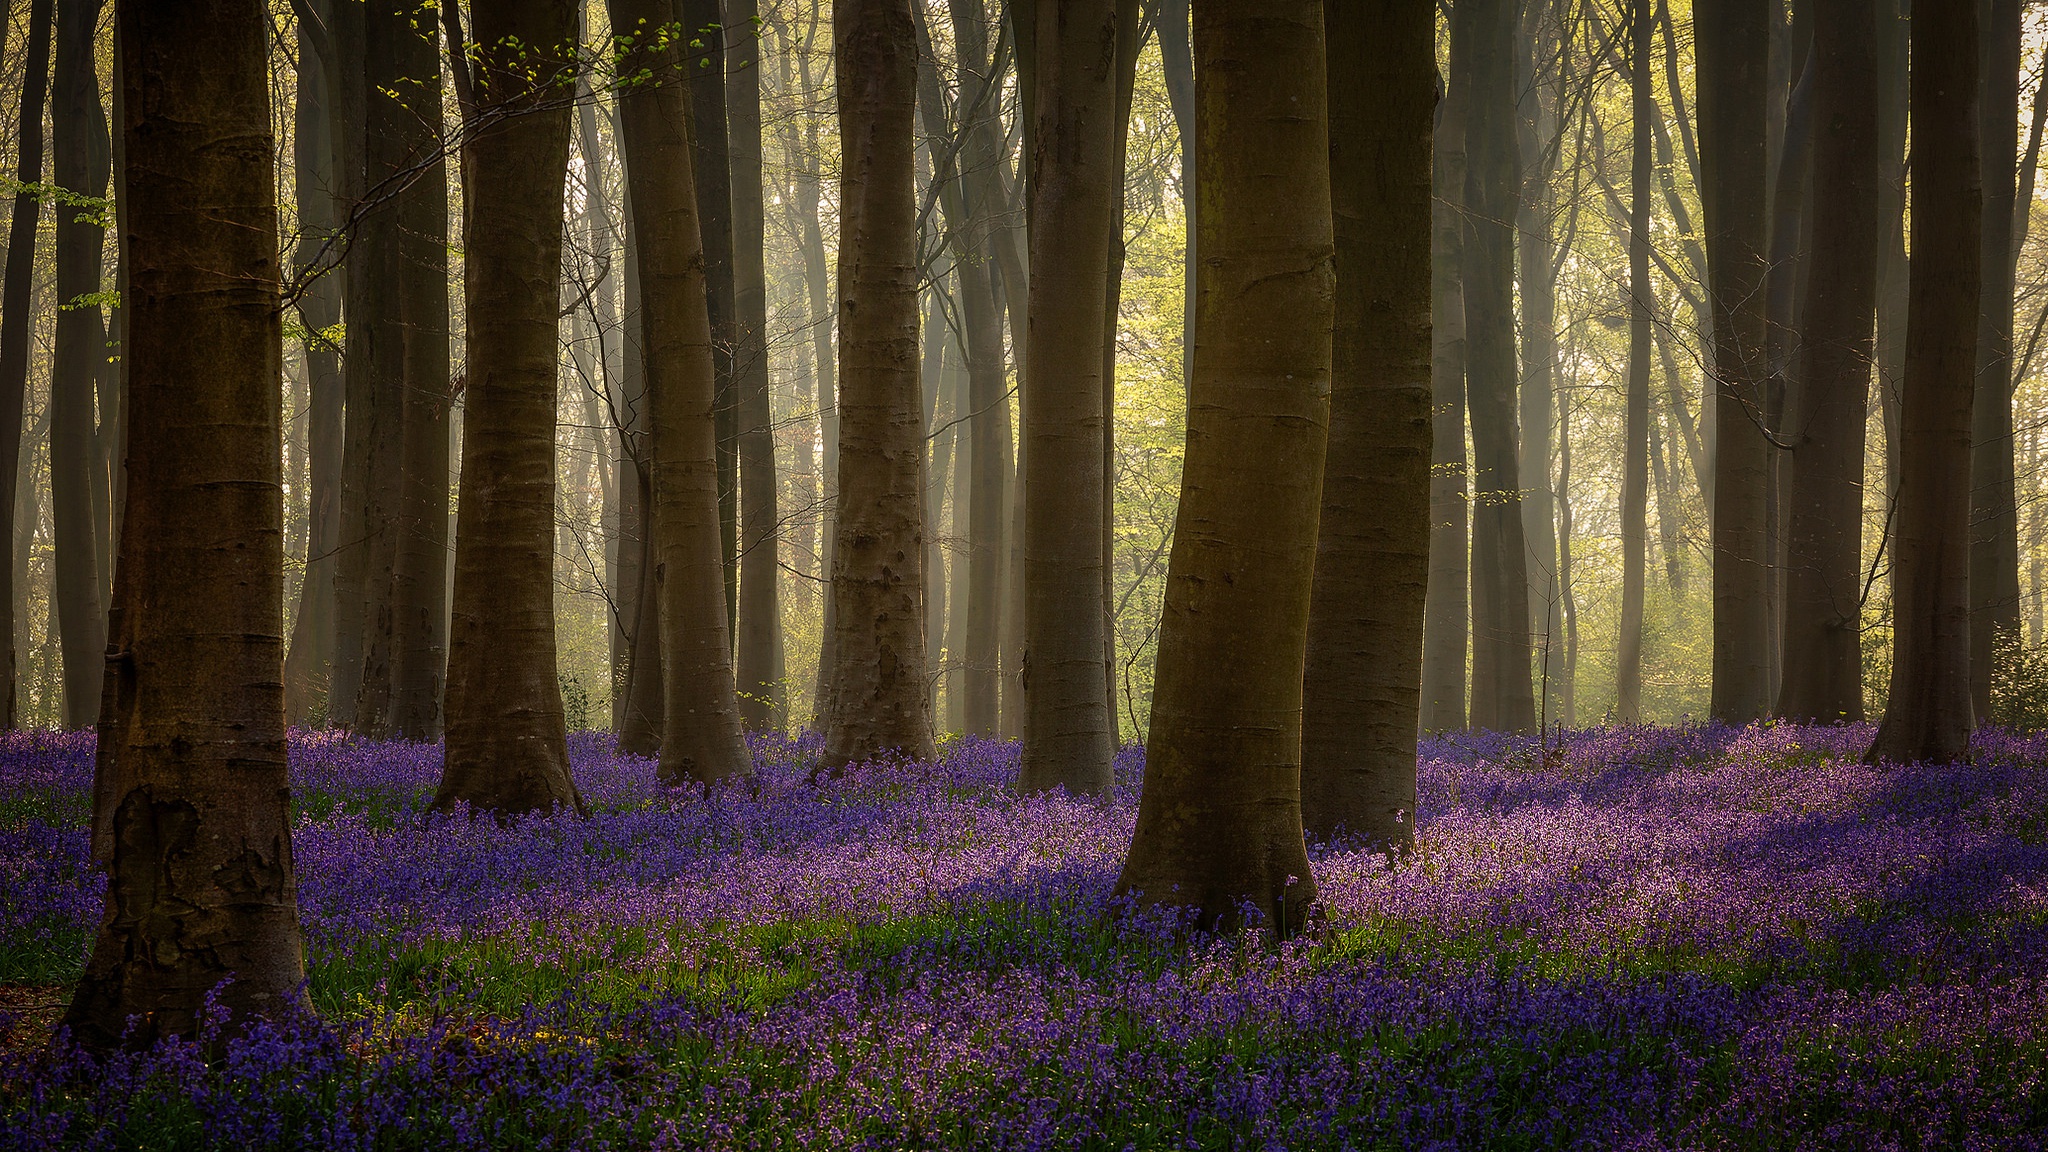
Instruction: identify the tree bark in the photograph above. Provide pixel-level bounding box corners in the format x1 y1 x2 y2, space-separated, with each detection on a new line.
729 0 783 731
1421 38 1469 735
1017 0 1120 796
65 0 305 1049
432 0 584 816
1698 0 1775 723
818 0 935 770
1969 0 2022 716
1616 0 1651 724
50 0 110 731
1116 0 1329 934
0 0 52 731
1517 2 1564 725
1868 0 1981 765
1458 0 1535 733
1778 0 1878 723
1300 0 1431 852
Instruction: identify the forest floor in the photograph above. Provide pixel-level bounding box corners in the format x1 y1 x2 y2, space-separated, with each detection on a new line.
1 723 2045 1148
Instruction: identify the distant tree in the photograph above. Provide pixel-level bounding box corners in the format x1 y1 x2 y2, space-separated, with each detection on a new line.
1017 0 1122 796
433 0 584 816
65 0 306 1049
606 0 751 785
1116 0 1331 932
1868 0 1981 765
1779 0 1879 723
1616 0 1652 723
1698 0 1775 724
1970 0 2023 717
50 0 108 731
0 0 51 730
680 0 740 641
1300 0 1433 851
1422 11 1471 735
818 0 936 770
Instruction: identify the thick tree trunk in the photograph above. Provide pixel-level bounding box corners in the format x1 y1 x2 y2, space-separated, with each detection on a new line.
1868 0 1981 765
1154 0 1193 384
606 0 752 784
1969 0 2022 716
433 0 584 816
0 0 51 731
1116 0 1329 934
51 0 110 731
65 0 305 1049
1017 0 1120 797
1778 0 1878 724
1874 0 1908 552
387 2 450 740
1616 0 1652 724
1458 0 1535 733
282 0 344 728
818 0 935 770
1420 43 1469 735
1300 0 1432 852
729 0 783 731
1699 0 1775 723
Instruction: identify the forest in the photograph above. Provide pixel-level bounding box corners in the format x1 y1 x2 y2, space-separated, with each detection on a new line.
1 0 2047 1146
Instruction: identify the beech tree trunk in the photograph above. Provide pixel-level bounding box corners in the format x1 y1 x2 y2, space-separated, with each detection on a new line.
1868 0 1981 765
1017 0 1120 796
1421 41 1469 734
1969 0 2022 716
1116 0 1330 934
607 0 752 784
0 0 51 730
1517 4 1564 723
1300 0 1432 852
433 0 584 816
65 0 306 1048
729 0 783 730
50 0 109 731
1616 0 1651 724
1699 0 1775 723
1778 0 1878 723
818 0 935 770
1458 0 1535 733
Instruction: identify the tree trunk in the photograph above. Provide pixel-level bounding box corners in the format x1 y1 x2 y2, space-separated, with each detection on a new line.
1517 3 1563 726
604 0 752 784
1557 387 1579 725
1699 0 1775 723
1421 34 1470 734
433 0 584 816
65 0 305 1049
1778 0 1878 724
1458 0 1535 733
1017 0 1120 797
1300 0 1432 852
1969 0 2022 716
0 0 51 730
1616 0 1651 724
1763 26 1815 707
1100 0 1139 750
1115 0 1329 934
1153 0 1193 386
818 0 934 770
282 0 344 728
728 0 782 731
1867 0 1981 765
387 0 451 740
50 0 110 731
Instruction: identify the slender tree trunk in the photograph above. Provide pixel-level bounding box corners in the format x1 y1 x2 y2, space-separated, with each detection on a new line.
728 0 783 730
614 198 667 755
1459 0 1535 733
0 0 51 731
65 0 304 1049
605 0 752 783
1779 0 1878 723
1300 0 1432 851
1699 0 1775 723
50 0 109 731
1874 0 1908 555
433 0 584 816
1153 0 1192 386
1763 28 1814 706
1868 0 1981 765
1557 386 1578 725
818 0 935 770
1099 0 1140 751
1017 0 1120 796
387 1 450 740
1421 42 1470 734
1517 4 1563 726
1969 0 2022 715
1617 0 1651 724
283 0 344 728
1116 0 1330 934
790 38 840 730
325 1 372 729
1649 403 1682 589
